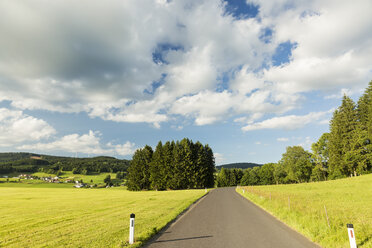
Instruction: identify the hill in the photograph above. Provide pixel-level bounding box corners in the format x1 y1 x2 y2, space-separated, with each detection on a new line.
216 162 262 170
0 152 130 174
237 174 372 248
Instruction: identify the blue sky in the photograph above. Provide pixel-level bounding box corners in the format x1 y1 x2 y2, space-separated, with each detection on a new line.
0 0 371 164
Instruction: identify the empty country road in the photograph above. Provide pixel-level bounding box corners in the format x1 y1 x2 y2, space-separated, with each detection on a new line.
144 187 320 248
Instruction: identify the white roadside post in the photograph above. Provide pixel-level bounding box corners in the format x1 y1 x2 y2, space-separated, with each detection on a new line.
347 224 357 248
129 213 135 244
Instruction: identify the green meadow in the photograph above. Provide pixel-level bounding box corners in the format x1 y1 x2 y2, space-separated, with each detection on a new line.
0 184 207 247
237 174 372 248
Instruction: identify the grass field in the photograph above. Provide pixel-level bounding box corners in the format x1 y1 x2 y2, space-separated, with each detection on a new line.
237 174 372 248
33 171 118 184
0 171 119 187
0 184 207 247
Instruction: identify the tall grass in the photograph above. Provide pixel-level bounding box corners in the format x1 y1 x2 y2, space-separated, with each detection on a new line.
0 186 207 247
237 174 372 248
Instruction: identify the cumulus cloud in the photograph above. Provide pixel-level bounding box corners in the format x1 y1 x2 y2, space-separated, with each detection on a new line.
107 141 136 156
242 110 329 131
214 152 225 165
18 130 137 156
0 108 56 147
277 137 289 142
0 0 371 128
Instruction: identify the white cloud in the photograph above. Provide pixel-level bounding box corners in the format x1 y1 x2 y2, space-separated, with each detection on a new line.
298 136 313 150
0 108 56 147
277 137 289 142
107 141 136 156
242 110 329 131
18 130 137 156
214 152 225 165
0 0 371 129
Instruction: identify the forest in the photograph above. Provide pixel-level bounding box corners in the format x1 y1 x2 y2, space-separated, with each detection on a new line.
127 138 215 191
217 81 372 187
0 153 130 174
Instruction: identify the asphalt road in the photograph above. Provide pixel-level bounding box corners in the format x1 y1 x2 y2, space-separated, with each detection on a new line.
144 187 320 248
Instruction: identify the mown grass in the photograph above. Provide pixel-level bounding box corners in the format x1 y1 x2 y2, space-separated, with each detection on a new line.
33 171 118 184
0 185 207 247
237 174 372 248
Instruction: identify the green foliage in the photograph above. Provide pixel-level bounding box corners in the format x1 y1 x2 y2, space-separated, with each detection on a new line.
103 174 111 186
327 83 372 179
127 146 153 191
217 168 243 187
127 138 215 191
216 162 262 170
0 153 130 175
280 146 313 183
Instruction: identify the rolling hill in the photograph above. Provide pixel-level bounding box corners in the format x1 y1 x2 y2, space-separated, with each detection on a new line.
216 162 263 170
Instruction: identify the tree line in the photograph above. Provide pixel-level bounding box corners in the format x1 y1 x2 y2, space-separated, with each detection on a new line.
127 138 215 191
217 81 371 186
0 153 130 174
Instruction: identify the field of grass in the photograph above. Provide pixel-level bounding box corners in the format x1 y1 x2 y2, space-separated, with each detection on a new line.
0 184 207 247
237 174 372 248
33 171 118 184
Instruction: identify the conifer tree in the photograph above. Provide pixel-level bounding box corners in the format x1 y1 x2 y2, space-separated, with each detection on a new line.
127 145 153 191
204 144 216 187
354 81 372 174
328 95 358 178
163 141 174 189
149 141 165 190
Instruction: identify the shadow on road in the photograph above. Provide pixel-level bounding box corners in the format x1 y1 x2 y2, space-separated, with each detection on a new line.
154 235 213 243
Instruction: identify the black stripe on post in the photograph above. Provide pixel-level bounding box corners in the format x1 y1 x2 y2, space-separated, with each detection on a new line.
347 224 353 228
130 213 135 218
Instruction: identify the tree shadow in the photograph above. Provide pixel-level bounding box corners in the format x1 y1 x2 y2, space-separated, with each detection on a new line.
154 235 213 243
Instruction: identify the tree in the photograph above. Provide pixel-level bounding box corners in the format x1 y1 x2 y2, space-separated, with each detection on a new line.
216 167 229 187
258 163 275 185
328 95 357 178
127 145 153 191
354 81 372 174
311 133 329 181
273 163 287 184
104 174 111 186
281 146 313 183
149 141 166 190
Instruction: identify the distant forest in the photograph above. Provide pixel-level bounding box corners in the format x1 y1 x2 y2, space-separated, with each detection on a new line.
127 138 215 191
217 81 372 187
0 152 130 174
216 163 262 170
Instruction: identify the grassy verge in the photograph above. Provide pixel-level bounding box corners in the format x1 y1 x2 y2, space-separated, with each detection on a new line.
237 174 372 248
0 186 208 247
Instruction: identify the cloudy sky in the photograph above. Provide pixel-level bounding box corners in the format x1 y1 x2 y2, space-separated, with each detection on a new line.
0 0 371 164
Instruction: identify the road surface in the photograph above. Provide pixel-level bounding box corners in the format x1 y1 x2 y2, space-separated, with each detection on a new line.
144 187 320 248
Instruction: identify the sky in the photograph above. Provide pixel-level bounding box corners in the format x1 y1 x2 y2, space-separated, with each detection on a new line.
0 0 371 165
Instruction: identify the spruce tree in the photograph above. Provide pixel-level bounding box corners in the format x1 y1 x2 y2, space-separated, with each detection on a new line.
354 81 372 174
163 141 174 189
149 141 165 190
127 145 153 191
204 144 216 188
328 95 357 178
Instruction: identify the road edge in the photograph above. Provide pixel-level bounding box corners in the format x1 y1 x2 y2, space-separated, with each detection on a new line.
235 187 322 248
140 189 213 247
